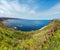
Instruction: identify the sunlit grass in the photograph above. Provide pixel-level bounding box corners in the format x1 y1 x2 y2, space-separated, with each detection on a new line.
0 20 60 50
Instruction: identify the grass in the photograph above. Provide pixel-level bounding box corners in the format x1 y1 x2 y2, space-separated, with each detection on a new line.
0 20 60 50
42 30 60 50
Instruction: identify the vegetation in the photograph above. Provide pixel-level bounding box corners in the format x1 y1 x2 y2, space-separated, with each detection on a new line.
0 20 60 50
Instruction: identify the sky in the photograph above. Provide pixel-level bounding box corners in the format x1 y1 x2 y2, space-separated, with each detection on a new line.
0 0 60 20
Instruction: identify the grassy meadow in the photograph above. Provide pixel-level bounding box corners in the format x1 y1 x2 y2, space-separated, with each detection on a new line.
0 20 60 50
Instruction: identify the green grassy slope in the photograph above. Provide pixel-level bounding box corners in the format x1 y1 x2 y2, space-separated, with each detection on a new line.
41 29 60 50
0 20 60 50
30 20 60 50
0 22 32 50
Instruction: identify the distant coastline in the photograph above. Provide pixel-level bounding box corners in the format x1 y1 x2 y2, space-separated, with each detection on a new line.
0 18 10 22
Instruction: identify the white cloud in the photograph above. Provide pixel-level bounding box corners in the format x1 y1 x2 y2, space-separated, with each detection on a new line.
42 3 60 15
0 0 37 18
0 0 60 20
35 3 60 20
29 10 36 15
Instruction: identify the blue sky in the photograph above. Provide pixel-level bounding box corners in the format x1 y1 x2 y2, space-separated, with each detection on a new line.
0 0 60 20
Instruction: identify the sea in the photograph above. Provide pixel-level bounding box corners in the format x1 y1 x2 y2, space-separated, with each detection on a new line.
3 19 51 31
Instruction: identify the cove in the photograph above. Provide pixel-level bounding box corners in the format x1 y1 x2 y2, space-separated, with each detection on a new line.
3 19 51 31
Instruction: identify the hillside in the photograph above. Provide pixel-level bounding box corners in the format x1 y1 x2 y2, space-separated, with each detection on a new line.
0 20 60 50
